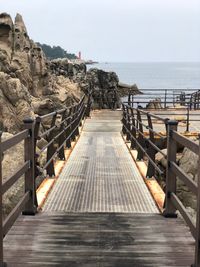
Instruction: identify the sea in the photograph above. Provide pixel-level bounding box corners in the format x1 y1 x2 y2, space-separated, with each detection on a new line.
87 62 200 90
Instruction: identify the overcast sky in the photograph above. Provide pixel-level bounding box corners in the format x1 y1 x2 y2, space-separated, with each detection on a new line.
1 0 200 62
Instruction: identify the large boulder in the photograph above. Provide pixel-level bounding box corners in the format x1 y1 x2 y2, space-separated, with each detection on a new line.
174 141 198 212
179 144 199 182
0 72 34 132
83 68 120 109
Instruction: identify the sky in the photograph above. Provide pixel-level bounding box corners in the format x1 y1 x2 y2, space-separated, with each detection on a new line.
1 0 200 62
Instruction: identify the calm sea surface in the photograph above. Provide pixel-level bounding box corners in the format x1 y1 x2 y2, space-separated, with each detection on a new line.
88 62 200 89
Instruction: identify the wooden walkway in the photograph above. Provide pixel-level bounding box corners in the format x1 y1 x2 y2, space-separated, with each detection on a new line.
3 110 195 266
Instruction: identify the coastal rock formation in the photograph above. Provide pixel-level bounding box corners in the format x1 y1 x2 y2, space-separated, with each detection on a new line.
0 13 84 132
177 144 198 211
49 59 139 109
83 68 120 109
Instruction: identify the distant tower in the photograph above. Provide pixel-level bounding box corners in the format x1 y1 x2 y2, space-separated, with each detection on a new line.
78 51 81 60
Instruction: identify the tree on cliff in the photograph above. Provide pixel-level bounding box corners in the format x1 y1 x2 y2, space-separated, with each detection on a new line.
36 43 77 60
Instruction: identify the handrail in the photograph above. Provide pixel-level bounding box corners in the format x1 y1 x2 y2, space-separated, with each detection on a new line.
0 93 91 266
124 101 200 132
1 130 29 152
122 102 200 266
127 88 200 111
122 103 167 178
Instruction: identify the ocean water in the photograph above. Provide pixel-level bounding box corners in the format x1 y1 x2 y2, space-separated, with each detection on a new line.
88 62 200 89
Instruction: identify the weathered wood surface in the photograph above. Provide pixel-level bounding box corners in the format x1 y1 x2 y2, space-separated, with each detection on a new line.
4 213 194 266
2 110 195 266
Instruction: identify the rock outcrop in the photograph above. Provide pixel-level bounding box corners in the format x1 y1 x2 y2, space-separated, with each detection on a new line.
0 13 137 131
49 61 132 109
177 143 198 211
146 98 162 109
0 13 84 132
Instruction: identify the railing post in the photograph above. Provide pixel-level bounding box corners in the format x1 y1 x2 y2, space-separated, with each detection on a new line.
85 94 92 117
75 104 80 137
58 110 67 160
164 89 167 109
0 132 6 267
71 106 77 141
136 109 145 160
146 113 156 178
22 118 37 215
130 108 136 149
126 107 131 141
122 104 127 136
65 108 72 149
33 117 41 208
163 120 178 218
79 98 84 127
193 136 200 267
46 113 57 177
186 106 190 132
128 92 131 106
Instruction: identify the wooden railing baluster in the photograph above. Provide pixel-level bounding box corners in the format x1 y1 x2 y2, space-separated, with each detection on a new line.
126 106 131 141
71 106 76 141
65 107 72 148
194 136 200 267
163 120 178 217
146 113 156 178
130 108 136 149
0 132 4 267
58 110 67 161
22 118 37 215
122 104 127 136
46 113 57 177
136 109 145 160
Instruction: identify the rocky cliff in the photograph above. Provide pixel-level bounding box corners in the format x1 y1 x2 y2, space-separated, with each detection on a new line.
0 13 139 134
0 13 84 133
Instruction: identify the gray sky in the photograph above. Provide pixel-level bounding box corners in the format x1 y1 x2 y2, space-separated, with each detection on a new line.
1 0 200 62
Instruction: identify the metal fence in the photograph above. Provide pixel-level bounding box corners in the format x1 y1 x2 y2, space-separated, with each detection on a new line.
128 88 200 109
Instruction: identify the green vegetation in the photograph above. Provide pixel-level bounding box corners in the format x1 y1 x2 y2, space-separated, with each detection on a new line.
36 43 77 60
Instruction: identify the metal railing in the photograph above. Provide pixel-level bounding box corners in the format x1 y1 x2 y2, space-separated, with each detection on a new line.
0 94 91 266
124 99 200 132
122 102 200 267
128 88 200 110
122 103 168 178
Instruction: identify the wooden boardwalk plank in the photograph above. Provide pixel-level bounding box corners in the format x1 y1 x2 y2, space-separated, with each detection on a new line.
4 213 194 267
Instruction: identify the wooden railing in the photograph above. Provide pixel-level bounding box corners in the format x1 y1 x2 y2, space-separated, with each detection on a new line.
122 103 168 178
164 124 200 267
0 94 91 266
122 103 200 267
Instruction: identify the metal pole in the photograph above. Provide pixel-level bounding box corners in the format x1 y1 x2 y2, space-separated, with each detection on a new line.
164 89 167 109
186 106 190 132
